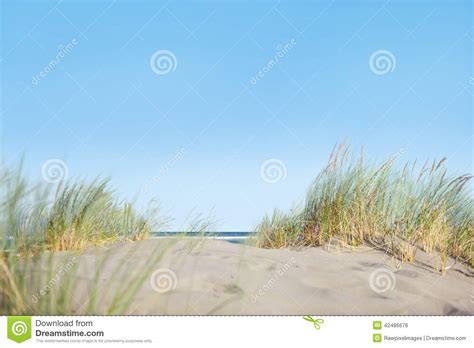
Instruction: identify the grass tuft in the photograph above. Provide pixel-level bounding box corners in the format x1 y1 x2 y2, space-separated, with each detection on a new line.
0 164 167 314
1 165 160 252
256 144 473 272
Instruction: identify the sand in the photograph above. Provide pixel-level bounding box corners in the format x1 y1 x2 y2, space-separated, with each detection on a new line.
58 238 473 315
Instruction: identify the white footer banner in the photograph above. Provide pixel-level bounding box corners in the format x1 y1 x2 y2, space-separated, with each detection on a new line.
0 316 472 347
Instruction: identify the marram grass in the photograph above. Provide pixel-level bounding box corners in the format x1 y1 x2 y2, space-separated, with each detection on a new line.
0 241 176 315
256 144 473 272
0 165 167 314
1 166 160 252
1 164 214 315
1 146 472 315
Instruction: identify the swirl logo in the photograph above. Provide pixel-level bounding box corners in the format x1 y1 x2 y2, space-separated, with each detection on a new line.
12 321 28 336
150 50 177 75
41 159 69 184
7 317 32 343
150 268 178 293
260 159 287 184
369 50 396 75
369 268 396 293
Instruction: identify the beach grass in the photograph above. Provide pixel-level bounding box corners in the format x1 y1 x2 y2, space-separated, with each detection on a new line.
1 165 161 253
0 164 169 315
2 145 472 315
0 164 216 315
0 240 177 315
256 144 473 272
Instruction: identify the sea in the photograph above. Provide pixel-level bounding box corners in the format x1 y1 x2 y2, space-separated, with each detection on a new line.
151 231 255 244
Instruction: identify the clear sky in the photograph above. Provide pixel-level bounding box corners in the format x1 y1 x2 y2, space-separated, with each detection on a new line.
1 0 472 231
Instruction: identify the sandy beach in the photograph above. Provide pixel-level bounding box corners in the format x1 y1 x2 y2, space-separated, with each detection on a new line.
53 238 474 315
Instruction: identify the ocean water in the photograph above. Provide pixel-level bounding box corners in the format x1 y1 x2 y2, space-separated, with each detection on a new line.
151 231 255 243
0 232 255 249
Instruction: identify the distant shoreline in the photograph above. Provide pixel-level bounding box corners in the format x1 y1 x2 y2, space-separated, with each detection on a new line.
151 231 255 242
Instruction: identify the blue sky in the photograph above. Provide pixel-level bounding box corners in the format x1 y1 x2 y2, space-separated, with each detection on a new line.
1 0 472 231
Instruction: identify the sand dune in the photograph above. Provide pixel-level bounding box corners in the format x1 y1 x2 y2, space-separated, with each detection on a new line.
67 238 473 315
